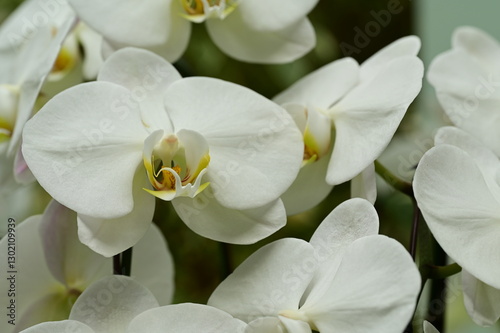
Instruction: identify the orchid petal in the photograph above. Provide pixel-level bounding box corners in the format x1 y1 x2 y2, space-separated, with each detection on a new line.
428 49 500 156
173 189 286 244
98 47 181 132
327 56 423 185
68 0 170 47
69 276 159 333
434 126 500 188
77 170 155 257
127 303 247 333
360 36 421 82
206 14 315 64
0 216 60 333
304 198 379 303
237 0 317 32
273 58 359 110
279 316 311 333
20 320 94 333
302 236 420 333
208 239 316 322
22 82 148 219
350 163 377 204
280 149 333 215
414 145 500 289
131 224 175 305
245 317 283 333
40 200 107 287
77 23 104 80
165 77 302 209
462 270 500 326
452 26 500 72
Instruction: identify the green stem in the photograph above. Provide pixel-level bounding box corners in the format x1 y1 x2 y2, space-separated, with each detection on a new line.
421 263 462 280
425 239 448 332
113 254 121 275
219 242 232 281
374 160 413 196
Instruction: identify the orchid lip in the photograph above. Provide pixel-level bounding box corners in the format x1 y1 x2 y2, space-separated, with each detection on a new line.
143 129 211 200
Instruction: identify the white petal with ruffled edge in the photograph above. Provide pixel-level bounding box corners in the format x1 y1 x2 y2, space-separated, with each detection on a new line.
173 188 286 244
206 12 315 64
462 270 500 326
23 82 148 219
208 239 316 322
69 276 159 333
301 236 420 333
327 56 423 185
164 77 303 210
273 58 360 110
414 145 500 289
127 303 246 333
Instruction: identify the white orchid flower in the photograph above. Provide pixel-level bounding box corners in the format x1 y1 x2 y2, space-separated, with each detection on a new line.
20 276 246 333
22 47 303 256
0 200 174 332
427 26 500 157
413 126 500 326
67 0 318 64
208 198 421 333
274 36 424 215
0 0 76 187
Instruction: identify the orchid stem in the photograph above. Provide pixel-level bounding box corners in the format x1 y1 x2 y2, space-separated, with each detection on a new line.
374 160 413 196
113 254 121 275
121 247 133 276
219 242 232 281
422 263 462 280
113 247 133 276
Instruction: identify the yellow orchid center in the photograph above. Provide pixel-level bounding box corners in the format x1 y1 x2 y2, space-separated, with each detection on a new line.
0 85 19 143
48 33 79 81
180 0 238 22
143 130 211 201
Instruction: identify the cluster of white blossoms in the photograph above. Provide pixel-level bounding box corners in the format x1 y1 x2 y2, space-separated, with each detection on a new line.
0 0 498 332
